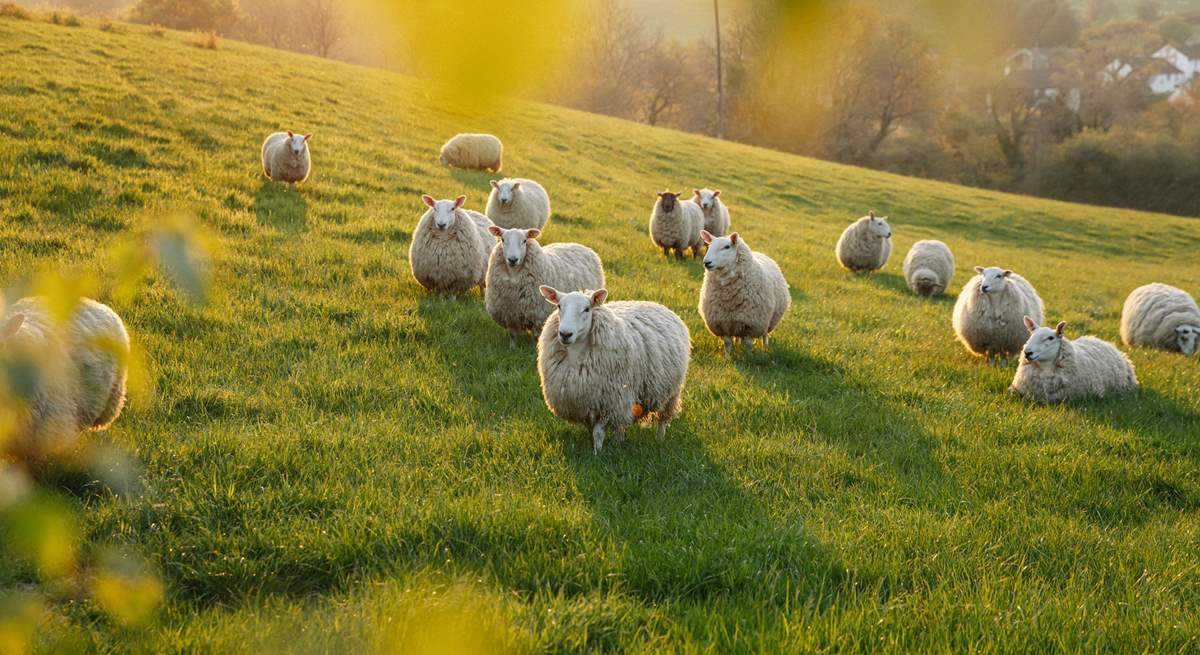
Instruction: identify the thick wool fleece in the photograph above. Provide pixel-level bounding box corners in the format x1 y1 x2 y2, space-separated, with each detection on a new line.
649 199 703 256
538 301 690 432
902 240 955 296
485 179 551 230
953 273 1044 358
261 132 311 184
1120 283 1200 354
835 217 892 272
1011 336 1138 403
699 240 790 340
439 133 503 172
409 208 493 294
486 241 605 335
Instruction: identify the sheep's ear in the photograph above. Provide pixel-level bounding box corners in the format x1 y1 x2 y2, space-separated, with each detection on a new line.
700 230 713 245
713 190 721 197
421 195 435 208
453 195 466 208
590 289 608 306
674 190 684 197
511 182 521 191
2 314 24 339
539 286 559 305
974 266 985 274
1002 270 1013 278
693 189 702 197
488 225 503 238
729 232 740 245
868 210 875 218
656 191 664 197
1023 315 1038 332
1055 321 1067 336
490 180 499 189
304 133 312 141
287 130 294 138
526 228 541 240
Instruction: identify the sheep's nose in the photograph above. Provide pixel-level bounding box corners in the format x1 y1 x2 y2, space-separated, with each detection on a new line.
981 286 990 292
1024 350 1035 360
558 330 573 342
703 261 714 269
436 224 447 230
507 257 518 266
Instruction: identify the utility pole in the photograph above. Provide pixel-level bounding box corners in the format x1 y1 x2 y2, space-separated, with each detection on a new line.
714 0 724 139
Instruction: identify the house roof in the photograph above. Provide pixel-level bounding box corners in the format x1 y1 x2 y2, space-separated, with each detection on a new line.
1178 43 1200 59
1139 58 1185 76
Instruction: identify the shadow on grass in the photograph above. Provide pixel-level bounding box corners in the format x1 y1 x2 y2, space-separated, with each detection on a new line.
1070 387 1200 461
252 179 308 232
864 271 908 295
449 168 499 193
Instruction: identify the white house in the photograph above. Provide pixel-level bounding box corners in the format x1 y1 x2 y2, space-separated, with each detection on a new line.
1152 44 1200 78
1107 43 1200 97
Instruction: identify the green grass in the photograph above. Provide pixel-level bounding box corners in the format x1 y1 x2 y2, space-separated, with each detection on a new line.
2 14 1200 653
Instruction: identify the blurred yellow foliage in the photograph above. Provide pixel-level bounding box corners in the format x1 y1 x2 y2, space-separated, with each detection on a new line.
1 494 78 580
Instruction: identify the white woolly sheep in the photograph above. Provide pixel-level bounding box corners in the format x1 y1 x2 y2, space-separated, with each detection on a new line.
439 133 503 172
953 266 1045 361
649 190 703 260
835 211 892 273
1011 317 1138 403
902 240 955 297
1120 283 1200 356
1 297 129 456
409 195 494 295
485 178 551 230
537 287 691 454
698 231 790 356
261 130 312 185
485 227 606 346
693 188 731 236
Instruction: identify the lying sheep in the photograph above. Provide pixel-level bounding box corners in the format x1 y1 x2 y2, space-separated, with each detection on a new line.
486 178 550 230
261 130 312 185
1120 283 1200 356
409 195 494 295
698 231 790 356
953 266 1045 361
902 240 955 297
649 191 703 260
485 227 605 346
835 211 892 273
1011 317 1138 403
1 297 129 456
439 133 503 172
693 188 731 236
537 287 691 454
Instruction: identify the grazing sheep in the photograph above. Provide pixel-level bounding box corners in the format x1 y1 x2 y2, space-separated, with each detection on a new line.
1011 317 1138 403
1 297 129 455
698 231 790 356
439 133 503 172
261 130 312 185
537 287 691 454
693 188 731 236
485 178 551 230
409 195 494 295
902 240 955 297
1120 283 1200 356
953 266 1045 361
485 227 605 346
835 211 892 273
649 190 704 260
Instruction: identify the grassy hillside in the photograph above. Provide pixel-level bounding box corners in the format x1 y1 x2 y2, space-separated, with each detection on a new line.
2 13 1200 653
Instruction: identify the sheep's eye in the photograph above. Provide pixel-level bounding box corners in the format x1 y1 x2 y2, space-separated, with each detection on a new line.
724 244 731 250
584 307 590 313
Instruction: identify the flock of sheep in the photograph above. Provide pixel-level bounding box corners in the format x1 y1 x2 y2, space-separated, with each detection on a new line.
1 129 1196 458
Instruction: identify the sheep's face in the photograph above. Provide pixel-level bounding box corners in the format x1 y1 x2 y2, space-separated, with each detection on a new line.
975 266 1012 294
914 271 940 296
285 131 310 157
421 195 466 231
494 227 540 268
867 214 891 239
1176 325 1199 355
701 231 739 272
1022 317 1066 363
491 180 521 206
694 189 720 211
657 191 682 213
541 287 607 346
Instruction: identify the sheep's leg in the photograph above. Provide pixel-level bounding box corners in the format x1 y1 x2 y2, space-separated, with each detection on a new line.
656 418 670 442
591 421 607 455
508 331 518 350
613 427 627 445
762 332 771 350
662 246 671 258
723 337 733 357
674 248 684 261
742 337 753 353
692 246 701 259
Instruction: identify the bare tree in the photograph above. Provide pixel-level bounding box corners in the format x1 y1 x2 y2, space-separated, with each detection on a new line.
300 0 341 58
861 19 939 156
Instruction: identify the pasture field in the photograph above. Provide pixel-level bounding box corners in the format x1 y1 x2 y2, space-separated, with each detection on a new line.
1 14 1199 653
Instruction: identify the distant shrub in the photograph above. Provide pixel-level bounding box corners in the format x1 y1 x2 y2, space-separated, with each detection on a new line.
148 23 165 37
190 30 219 50
0 2 30 20
99 19 121 33
130 0 237 34
48 11 82 27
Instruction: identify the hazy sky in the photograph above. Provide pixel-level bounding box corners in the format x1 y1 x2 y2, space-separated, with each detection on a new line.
630 0 744 41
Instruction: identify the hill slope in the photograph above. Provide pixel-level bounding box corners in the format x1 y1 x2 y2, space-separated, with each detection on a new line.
2 15 1200 653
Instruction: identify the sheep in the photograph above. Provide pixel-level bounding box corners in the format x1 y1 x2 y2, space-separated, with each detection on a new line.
1010 316 1138 403
835 211 892 273
693 188 731 236
261 130 312 186
902 240 955 297
0 297 129 456
439 133 503 172
536 287 690 454
485 227 605 346
953 266 1045 362
485 178 551 230
408 195 494 295
698 231 790 356
649 190 704 260
1120 283 1200 356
